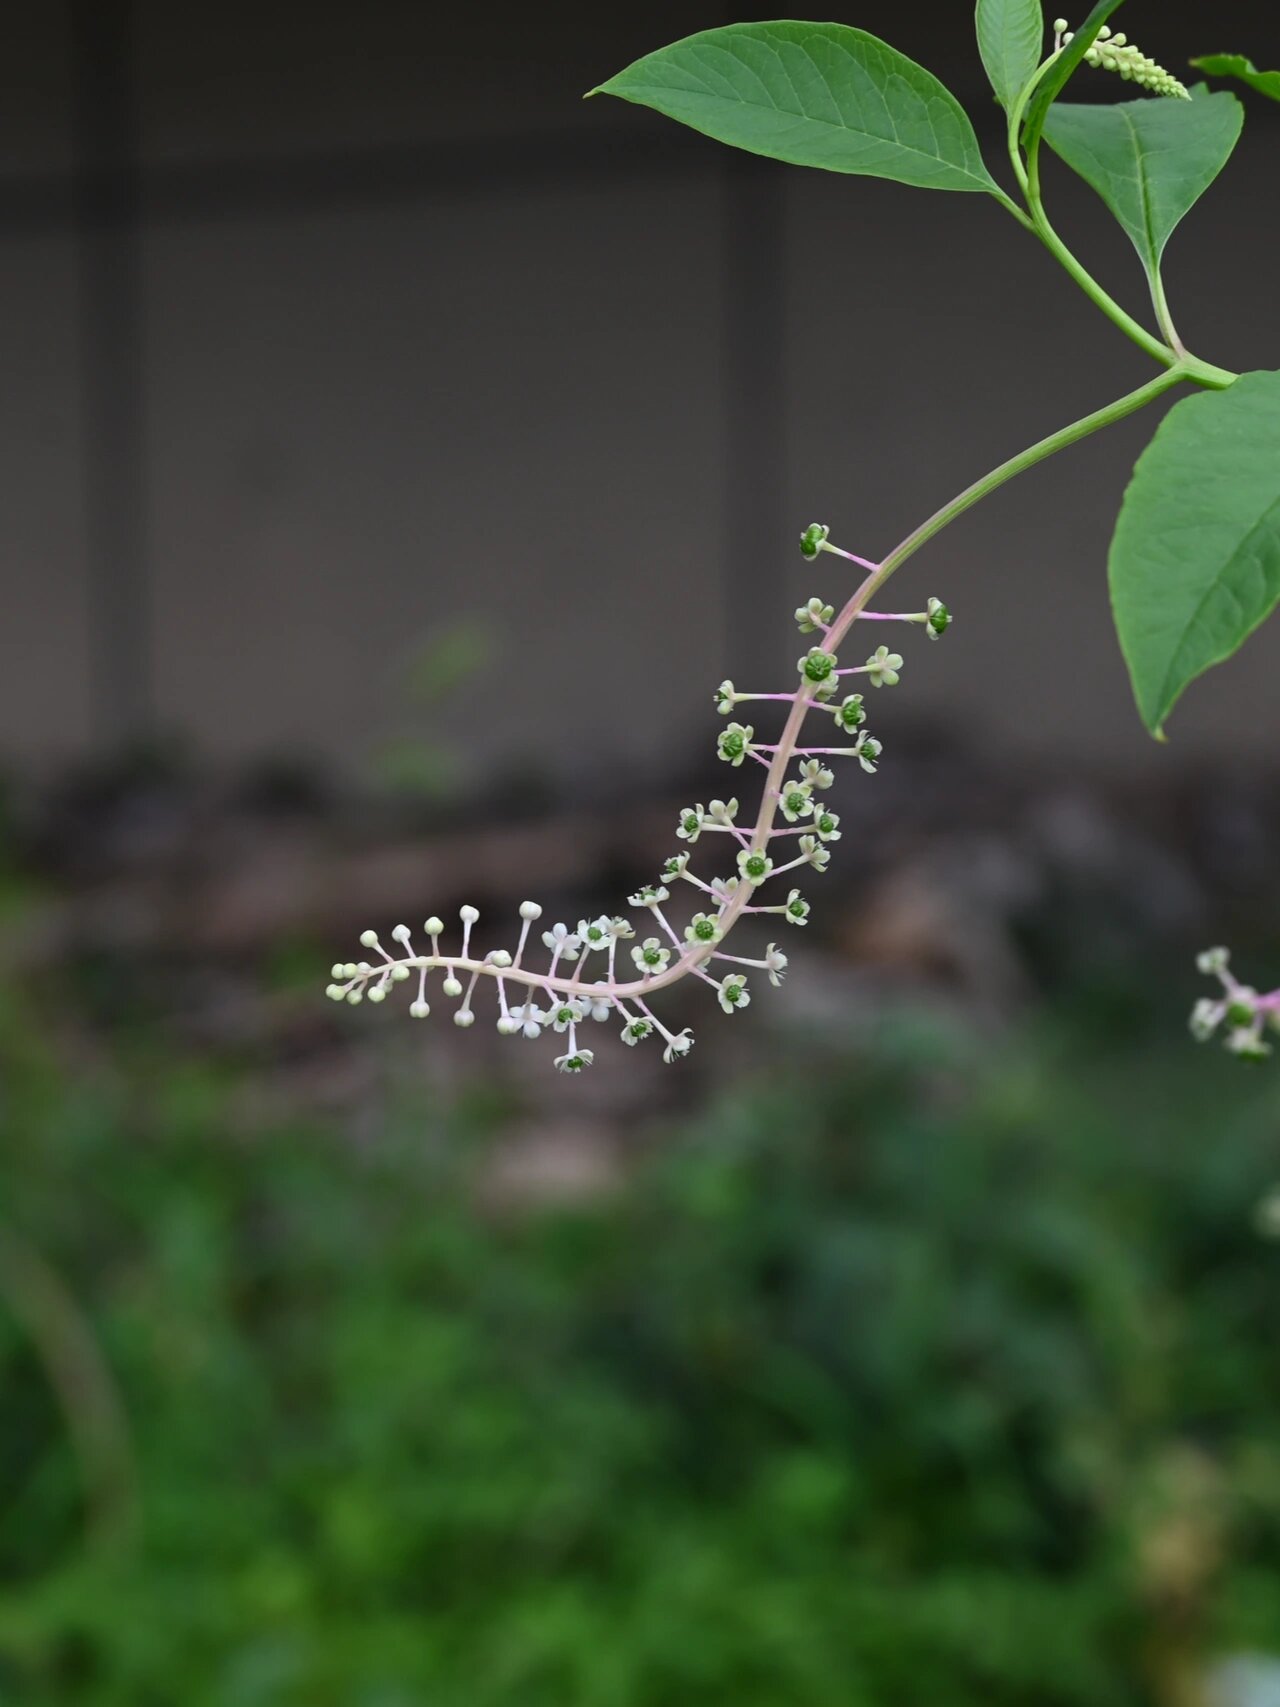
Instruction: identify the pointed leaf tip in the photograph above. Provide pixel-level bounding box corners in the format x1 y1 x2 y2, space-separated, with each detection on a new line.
594 22 1000 194
1110 371 1280 735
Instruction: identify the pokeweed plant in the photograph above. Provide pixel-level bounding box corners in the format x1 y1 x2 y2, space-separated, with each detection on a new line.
328 3 1280 1068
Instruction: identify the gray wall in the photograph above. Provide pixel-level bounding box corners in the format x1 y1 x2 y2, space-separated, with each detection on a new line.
1 1 1276 780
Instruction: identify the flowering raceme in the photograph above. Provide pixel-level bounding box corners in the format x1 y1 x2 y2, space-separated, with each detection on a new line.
325 529 951 1069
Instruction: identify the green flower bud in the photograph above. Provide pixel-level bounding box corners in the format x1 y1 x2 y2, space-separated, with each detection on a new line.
926 597 951 639
784 888 810 926
717 723 754 766
685 912 721 947
799 522 829 560
798 647 837 687
738 848 773 885
834 693 865 732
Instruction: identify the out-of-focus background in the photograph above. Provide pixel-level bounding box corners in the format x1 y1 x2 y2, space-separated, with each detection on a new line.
2 2 1280 1701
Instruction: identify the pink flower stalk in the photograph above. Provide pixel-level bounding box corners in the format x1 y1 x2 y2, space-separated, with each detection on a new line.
325 527 952 1068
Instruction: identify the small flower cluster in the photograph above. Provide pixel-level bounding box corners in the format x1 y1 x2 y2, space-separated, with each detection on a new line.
1053 19 1190 98
327 522 950 1069
1189 947 1280 1060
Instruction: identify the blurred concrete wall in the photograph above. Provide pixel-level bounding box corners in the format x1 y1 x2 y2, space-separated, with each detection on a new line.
0 0 1277 782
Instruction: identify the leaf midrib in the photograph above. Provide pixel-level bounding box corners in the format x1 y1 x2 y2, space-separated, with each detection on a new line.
1116 106 1161 267
1157 490 1280 718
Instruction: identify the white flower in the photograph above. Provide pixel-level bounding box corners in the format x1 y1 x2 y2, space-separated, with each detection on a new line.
764 943 788 986
628 883 670 907
707 797 740 825
713 680 737 714
799 835 831 872
663 1029 694 1064
854 733 882 774
509 1003 546 1040
621 1016 654 1046
833 693 866 733
779 779 814 823
717 723 754 766
812 808 841 842
542 922 581 958
662 855 689 881
865 645 903 688
737 847 773 885
1189 998 1224 1042
710 875 740 906
583 985 614 1022
576 916 613 952
676 804 706 842
718 974 750 1014
555 1050 595 1073
1227 1027 1271 1060
608 915 635 940
795 596 834 634
685 913 721 948
797 647 838 698
783 888 810 926
798 759 834 791
632 938 671 975
549 998 585 1033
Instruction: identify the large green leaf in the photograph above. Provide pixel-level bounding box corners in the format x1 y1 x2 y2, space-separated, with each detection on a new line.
1109 371 1280 737
1042 87 1243 283
591 22 1000 194
976 0 1044 110
1190 52 1280 103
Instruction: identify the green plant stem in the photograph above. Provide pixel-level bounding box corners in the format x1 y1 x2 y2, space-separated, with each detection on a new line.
1016 95 1171 366
1027 194 1174 366
1006 46 1062 198
1005 45 1230 382
740 370 1191 879
869 368 1186 595
1150 270 1185 355
1016 166 1237 386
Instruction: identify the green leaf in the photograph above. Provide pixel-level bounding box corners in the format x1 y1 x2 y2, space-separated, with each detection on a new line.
1042 87 1242 284
1190 52 1280 103
591 22 1000 194
1109 371 1280 737
1022 0 1126 149
976 0 1045 110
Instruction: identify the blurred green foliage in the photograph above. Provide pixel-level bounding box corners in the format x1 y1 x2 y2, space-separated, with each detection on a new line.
3 998 1280 1706
371 618 491 802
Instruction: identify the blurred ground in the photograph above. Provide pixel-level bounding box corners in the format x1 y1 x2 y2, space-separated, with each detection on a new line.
3 751 1280 1705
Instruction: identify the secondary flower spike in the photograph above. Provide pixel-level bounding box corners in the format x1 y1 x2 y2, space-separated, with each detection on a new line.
1055 20 1190 97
